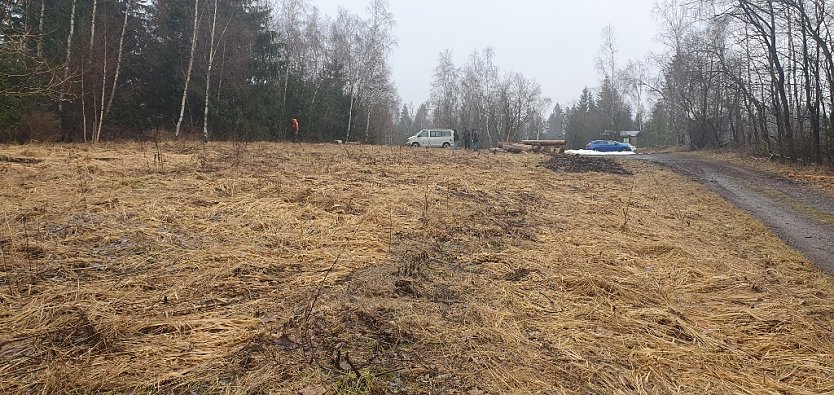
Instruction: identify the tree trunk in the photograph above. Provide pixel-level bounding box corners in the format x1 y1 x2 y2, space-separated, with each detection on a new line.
216 41 226 101
346 92 354 141
793 0 833 163
788 12 804 151
801 18 822 164
24 0 30 32
364 105 371 143
202 0 219 142
105 0 130 119
771 36 796 159
95 35 107 143
85 0 98 140
87 0 97 61
175 0 200 138
485 112 492 148
310 79 321 107
81 73 87 142
91 86 98 144
58 0 77 114
740 0 796 160
280 61 290 137
36 0 45 57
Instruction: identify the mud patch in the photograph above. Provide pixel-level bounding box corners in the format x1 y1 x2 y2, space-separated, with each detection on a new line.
544 154 632 175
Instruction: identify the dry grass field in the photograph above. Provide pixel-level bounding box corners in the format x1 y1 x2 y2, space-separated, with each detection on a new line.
688 150 834 194
1 142 833 394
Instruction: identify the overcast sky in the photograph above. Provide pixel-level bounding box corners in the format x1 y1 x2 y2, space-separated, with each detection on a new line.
311 0 663 108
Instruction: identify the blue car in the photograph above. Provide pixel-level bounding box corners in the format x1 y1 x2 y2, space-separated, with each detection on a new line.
586 140 635 152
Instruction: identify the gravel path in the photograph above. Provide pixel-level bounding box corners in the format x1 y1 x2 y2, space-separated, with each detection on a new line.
642 154 834 275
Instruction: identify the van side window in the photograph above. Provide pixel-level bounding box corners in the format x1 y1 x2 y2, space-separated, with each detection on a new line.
441 131 451 137
430 131 440 138
418 131 428 138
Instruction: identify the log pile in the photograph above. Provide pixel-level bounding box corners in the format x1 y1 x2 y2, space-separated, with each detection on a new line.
520 140 566 147
493 140 566 154
493 142 535 154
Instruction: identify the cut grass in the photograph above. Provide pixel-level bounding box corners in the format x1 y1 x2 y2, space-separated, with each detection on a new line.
0 142 832 394
687 150 834 193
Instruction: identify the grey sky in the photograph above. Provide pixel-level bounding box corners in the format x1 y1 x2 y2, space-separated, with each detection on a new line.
312 0 662 108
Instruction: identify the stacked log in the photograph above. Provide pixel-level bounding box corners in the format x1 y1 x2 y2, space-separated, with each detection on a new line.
493 141 568 154
521 140 566 154
520 140 566 147
496 142 535 154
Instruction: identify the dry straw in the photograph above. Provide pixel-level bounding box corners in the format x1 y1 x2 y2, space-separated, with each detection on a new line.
0 142 832 394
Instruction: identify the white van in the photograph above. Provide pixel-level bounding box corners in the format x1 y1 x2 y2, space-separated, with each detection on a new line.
406 129 455 148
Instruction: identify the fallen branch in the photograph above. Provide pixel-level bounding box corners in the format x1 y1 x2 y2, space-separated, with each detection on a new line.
0 155 43 164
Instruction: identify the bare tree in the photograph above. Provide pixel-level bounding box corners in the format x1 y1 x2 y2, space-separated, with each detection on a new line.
105 0 131 119
87 0 97 62
624 59 649 130
175 0 201 138
430 49 459 129
94 32 107 143
36 0 45 57
273 0 305 136
596 25 624 132
58 0 77 114
202 0 219 141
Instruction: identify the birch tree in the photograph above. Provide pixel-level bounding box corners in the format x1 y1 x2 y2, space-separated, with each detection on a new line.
430 49 459 128
202 0 219 141
36 0 44 57
57 0 77 114
1 0 399 144
87 0 97 61
105 0 130 119
331 9 365 141
175 0 200 137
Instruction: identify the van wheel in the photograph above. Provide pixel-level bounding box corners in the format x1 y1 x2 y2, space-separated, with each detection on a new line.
442 143 450 149
411 142 420 147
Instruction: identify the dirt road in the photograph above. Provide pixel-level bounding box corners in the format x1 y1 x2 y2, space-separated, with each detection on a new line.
643 154 834 275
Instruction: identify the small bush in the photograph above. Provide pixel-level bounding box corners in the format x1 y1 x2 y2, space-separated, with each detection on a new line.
19 110 60 142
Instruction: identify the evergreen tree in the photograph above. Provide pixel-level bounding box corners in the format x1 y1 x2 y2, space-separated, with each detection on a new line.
548 103 566 138
396 104 413 142
0 0 398 143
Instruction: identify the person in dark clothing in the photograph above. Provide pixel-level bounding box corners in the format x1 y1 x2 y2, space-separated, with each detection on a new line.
463 128 471 150
453 129 460 149
472 129 480 151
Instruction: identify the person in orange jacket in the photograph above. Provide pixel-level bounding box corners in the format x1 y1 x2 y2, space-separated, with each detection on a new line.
292 118 300 142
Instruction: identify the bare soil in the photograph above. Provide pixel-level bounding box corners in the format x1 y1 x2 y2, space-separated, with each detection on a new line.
543 154 633 175
644 153 834 275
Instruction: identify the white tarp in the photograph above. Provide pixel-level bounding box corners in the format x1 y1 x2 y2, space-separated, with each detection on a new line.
565 149 637 156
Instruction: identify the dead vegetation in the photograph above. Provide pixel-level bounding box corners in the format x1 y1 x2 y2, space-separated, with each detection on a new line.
544 153 633 175
0 142 833 394
688 150 834 194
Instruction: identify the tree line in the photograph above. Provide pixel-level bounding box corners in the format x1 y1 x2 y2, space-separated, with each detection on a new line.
5 0 834 164
647 0 834 163
566 0 834 162
404 30 645 151
553 0 834 163
0 0 398 143
557 28 640 150
396 48 552 148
